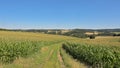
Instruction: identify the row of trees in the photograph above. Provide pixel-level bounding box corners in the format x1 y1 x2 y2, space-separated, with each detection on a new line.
0 28 120 38
113 34 120 36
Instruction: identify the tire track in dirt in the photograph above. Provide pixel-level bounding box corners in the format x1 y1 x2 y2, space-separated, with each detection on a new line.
58 51 66 68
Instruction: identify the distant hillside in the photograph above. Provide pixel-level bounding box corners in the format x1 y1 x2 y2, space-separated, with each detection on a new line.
0 28 120 38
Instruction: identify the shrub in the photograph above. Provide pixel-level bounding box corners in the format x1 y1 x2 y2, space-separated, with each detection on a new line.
89 35 95 39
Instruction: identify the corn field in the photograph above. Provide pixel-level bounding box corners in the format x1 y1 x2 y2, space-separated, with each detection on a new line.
0 31 66 64
62 42 120 68
0 31 120 68
0 40 43 63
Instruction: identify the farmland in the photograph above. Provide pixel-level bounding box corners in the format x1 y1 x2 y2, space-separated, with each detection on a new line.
0 31 120 68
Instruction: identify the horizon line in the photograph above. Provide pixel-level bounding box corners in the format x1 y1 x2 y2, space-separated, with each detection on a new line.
0 28 120 30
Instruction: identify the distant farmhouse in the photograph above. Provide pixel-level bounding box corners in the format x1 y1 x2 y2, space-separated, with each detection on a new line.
60 30 70 34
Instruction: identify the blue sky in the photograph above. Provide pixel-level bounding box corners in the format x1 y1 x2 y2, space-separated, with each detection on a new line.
0 0 120 29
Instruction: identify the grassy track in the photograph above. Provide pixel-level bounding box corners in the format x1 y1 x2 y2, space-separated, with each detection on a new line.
39 44 60 68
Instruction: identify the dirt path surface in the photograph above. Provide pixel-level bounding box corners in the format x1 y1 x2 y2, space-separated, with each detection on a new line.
58 51 65 68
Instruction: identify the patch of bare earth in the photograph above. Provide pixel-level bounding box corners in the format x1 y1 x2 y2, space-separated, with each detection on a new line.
58 51 65 68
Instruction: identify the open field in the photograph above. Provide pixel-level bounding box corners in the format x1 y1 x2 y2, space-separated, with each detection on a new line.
0 31 120 68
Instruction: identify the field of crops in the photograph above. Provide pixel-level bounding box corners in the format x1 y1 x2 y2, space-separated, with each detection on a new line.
0 40 42 63
62 36 120 68
62 43 120 68
0 31 66 64
0 31 120 68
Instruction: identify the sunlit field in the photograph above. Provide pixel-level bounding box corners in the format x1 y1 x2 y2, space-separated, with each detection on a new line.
0 31 120 68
